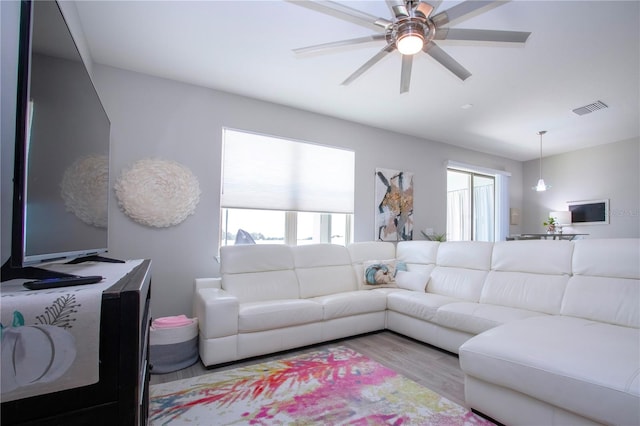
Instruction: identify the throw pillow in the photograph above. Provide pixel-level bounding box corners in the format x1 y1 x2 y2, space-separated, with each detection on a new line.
362 260 398 289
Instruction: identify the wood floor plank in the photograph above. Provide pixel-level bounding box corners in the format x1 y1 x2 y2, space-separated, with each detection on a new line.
149 330 468 407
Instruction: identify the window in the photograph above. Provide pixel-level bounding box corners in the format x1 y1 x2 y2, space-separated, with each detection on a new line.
446 161 510 242
221 209 285 245
220 129 354 246
447 170 495 241
297 212 351 246
220 209 352 246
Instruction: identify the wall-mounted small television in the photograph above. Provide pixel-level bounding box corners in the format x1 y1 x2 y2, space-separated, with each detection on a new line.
567 199 609 225
2 1 112 281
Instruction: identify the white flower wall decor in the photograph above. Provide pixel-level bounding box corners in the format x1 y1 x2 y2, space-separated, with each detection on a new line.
60 154 109 228
114 158 201 228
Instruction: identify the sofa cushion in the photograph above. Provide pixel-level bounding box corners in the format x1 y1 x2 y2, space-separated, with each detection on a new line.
563 238 640 328
482 229 572 316
459 316 640 426
348 241 396 263
424 242 492 302
221 244 294 274
562 275 640 328
434 302 547 335
221 244 300 303
572 238 640 279
480 271 569 315
395 270 429 292
396 241 438 288
293 244 358 298
238 299 323 332
492 240 573 275
223 270 300 304
437 241 493 270
396 241 439 265
427 266 488 302
297 264 358 298
311 291 387 320
387 290 460 321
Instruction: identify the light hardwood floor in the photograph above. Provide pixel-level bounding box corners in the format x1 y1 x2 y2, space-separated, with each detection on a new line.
149 331 468 408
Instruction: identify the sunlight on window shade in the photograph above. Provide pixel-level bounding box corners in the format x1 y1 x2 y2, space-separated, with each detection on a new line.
221 129 355 213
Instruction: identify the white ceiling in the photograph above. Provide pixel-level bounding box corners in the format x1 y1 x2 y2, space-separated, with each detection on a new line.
74 0 639 161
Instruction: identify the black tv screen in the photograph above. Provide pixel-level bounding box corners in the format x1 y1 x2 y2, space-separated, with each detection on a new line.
6 1 110 274
568 200 608 224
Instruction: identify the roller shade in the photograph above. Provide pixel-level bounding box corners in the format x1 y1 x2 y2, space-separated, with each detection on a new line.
221 129 355 213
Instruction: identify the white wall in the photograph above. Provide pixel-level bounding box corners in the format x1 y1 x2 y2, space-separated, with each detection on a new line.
56 1 94 78
522 137 640 238
93 65 523 318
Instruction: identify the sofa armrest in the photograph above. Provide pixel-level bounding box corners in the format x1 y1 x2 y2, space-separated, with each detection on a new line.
193 286 239 339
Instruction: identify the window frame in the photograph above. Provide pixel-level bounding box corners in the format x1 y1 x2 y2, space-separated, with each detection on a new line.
220 128 355 247
446 161 510 242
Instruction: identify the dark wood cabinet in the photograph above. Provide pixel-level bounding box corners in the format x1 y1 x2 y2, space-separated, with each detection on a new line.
1 260 152 425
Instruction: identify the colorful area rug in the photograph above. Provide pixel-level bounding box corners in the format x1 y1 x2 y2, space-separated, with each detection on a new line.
149 346 494 425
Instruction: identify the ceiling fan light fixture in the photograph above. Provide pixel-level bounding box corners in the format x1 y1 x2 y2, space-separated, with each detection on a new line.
292 0 531 92
396 24 424 55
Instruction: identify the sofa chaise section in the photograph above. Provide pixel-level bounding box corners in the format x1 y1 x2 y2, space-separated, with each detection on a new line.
459 238 640 426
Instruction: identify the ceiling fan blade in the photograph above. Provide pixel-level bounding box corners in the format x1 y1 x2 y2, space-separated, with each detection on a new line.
293 34 387 55
431 0 504 27
387 0 409 19
415 2 434 19
287 0 393 31
423 42 471 81
435 28 531 43
424 0 443 13
342 43 396 86
400 54 413 94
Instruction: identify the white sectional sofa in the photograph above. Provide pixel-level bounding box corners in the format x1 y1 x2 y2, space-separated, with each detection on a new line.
193 238 640 425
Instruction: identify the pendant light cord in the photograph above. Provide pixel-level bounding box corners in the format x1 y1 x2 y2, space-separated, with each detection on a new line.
538 130 546 179
539 133 542 179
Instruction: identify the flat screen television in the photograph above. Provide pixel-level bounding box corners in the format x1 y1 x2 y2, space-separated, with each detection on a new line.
568 199 609 225
1 1 112 281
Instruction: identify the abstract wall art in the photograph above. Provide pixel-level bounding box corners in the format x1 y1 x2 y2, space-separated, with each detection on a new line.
375 168 414 241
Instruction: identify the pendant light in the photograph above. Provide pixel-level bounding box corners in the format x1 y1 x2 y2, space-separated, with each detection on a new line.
533 130 550 192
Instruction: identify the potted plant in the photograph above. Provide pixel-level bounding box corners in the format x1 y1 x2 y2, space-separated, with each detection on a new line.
543 217 556 233
422 231 447 241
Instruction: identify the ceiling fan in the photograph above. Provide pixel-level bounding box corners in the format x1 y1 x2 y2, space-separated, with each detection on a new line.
291 0 531 93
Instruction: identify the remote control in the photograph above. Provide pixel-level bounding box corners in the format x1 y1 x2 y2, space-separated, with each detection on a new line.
23 275 104 290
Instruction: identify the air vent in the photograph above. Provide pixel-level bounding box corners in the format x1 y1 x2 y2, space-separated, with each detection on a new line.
572 100 608 116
